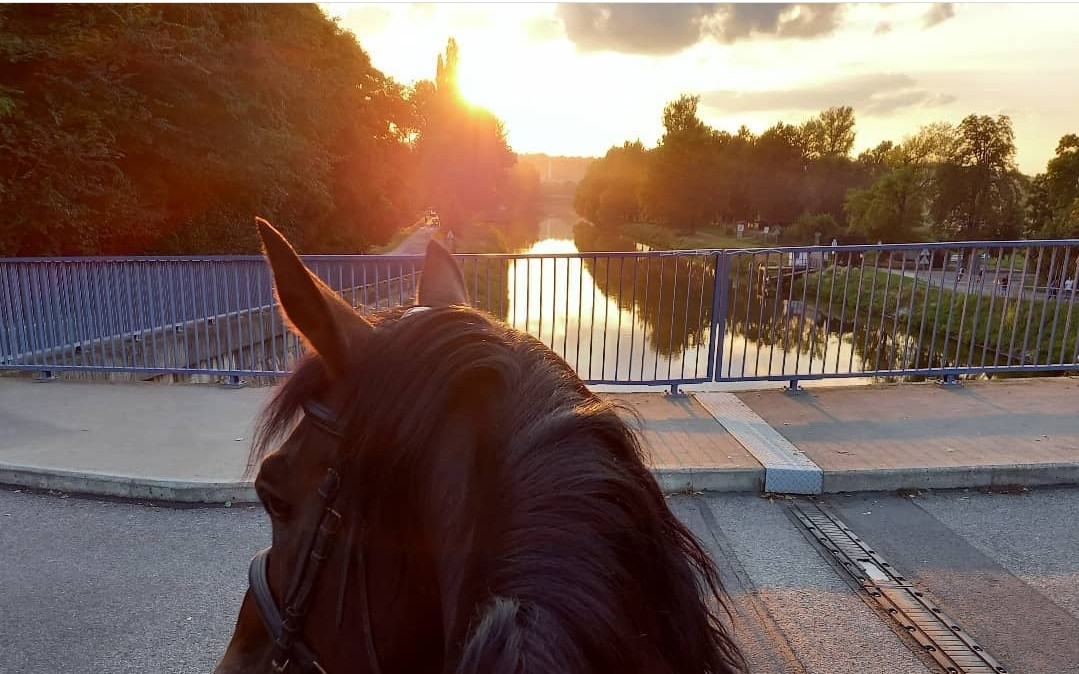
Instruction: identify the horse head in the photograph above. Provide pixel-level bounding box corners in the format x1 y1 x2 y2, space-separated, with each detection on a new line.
215 218 745 674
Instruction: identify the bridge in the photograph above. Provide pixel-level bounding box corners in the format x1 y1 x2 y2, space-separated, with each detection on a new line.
4 238 1078 391
3 236 1079 673
2 369 1078 673
0 226 435 382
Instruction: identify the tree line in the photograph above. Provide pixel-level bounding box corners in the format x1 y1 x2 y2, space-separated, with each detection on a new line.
574 94 1079 245
0 5 536 256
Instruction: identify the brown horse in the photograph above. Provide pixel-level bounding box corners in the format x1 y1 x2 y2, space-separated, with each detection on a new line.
215 219 746 674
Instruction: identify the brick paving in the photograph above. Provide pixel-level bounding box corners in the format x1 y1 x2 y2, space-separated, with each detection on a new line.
601 393 759 470
4 376 1079 500
734 377 1079 471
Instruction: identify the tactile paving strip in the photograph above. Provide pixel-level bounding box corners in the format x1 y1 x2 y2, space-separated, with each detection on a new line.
694 392 822 494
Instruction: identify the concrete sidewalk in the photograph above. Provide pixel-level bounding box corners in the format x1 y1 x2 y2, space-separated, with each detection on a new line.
1 376 1077 504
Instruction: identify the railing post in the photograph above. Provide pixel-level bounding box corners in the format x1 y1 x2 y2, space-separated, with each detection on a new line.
220 374 245 389
668 383 685 397
34 370 57 382
937 373 962 387
707 251 729 383
785 378 803 394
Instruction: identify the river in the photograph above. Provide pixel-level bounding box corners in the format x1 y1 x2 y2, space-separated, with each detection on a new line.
500 215 872 389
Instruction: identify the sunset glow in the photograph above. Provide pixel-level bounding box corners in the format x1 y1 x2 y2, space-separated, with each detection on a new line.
324 3 1079 175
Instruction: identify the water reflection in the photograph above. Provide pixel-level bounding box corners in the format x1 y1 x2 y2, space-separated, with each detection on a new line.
29 213 1034 387
504 230 711 381
498 219 866 383
482 219 1029 384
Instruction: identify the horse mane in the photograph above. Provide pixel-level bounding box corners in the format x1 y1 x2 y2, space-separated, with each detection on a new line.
251 304 745 673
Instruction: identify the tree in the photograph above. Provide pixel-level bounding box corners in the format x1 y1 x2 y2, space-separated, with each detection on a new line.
747 122 805 223
574 141 648 228
856 140 895 182
846 165 924 243
931 114 1022 241
1044 134 1079 214
1029 134 1079 239
894 121 957 166
844 122 957 243
782 212 840 245
640 95 721 233
0 4 417 255
411 38 516 234
801 106 856 159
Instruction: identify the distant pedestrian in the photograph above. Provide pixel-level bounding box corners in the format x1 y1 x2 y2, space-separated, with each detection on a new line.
1065 277 1075 296
1048 280 1059 299
998 274 1009 294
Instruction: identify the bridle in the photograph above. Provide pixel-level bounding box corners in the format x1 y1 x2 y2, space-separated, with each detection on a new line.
247 306 432 672
247 400 383 674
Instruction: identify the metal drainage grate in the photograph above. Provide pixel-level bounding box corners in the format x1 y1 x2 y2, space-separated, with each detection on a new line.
790 500 1009 674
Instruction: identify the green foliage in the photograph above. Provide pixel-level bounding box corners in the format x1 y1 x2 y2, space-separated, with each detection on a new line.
574 97 1067 247
0 4 419 256
1028 134 1079 239
640 95 728 233
930 115 1023 241
574 141 648 229
845 165 924 243
574 97 869 234
782 212 841 245
800 106 856 159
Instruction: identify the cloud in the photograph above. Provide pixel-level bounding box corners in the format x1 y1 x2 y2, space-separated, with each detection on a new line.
923 3 955 28
556 3 846 55
700 73 955 117
557 4 712 55
524 15 564 42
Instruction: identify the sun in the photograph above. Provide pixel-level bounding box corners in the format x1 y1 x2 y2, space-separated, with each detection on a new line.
453 57 507 114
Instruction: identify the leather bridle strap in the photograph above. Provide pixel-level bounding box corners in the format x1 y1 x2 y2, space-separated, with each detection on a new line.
246 400 386 674
248 467 342 673
249 548 326 673
281 470 342 620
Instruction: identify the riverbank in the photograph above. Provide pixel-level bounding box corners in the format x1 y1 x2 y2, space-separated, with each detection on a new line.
791 267 1079 368
624 222 768 250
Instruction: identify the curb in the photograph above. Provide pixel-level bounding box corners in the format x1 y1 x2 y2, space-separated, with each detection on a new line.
2 462 1077 505
0 463 257 505
652 467 763 494
821 463 1079 493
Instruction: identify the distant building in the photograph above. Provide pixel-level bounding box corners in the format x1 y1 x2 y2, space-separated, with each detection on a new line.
517 153 594 184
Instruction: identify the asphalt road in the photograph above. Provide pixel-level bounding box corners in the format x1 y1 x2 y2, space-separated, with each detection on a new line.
2 486 1076 673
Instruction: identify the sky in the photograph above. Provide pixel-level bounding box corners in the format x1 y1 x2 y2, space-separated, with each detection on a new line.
322 2 1079 176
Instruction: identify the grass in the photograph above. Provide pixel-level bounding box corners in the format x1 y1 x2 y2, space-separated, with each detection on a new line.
436 220 514 319
447 220 510 254
621 222 765 250
792 266 1079 367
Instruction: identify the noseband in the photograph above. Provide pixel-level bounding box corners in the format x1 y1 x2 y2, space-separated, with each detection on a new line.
247 400 383 674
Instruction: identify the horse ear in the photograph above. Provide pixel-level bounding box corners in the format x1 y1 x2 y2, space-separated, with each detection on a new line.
418 239 470 307
255 217 371 373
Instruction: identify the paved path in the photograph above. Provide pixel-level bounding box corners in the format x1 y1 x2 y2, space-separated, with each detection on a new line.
2 375 1077 502
385 224 436 256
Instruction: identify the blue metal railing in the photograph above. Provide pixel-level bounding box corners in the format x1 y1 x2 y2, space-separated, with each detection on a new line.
3 240 1079 388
